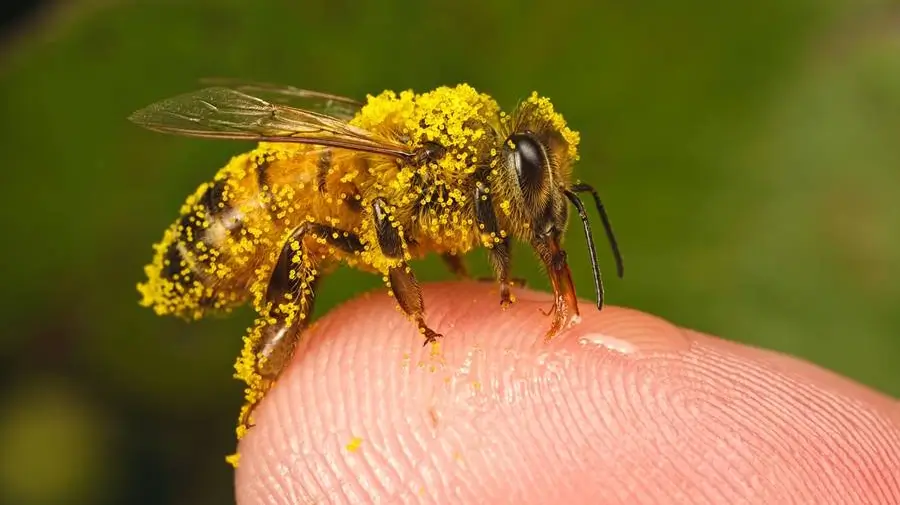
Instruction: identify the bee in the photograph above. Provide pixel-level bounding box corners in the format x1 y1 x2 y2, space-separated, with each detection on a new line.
131 81 624 440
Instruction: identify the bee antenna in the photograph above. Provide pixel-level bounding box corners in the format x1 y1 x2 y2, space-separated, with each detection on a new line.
563 189 605 310
570 183 624 279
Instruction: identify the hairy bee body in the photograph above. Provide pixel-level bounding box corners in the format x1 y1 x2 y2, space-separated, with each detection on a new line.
140 85 525 318
133 83 621 450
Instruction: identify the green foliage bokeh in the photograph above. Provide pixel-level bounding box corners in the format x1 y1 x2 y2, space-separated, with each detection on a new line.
0 1 898 504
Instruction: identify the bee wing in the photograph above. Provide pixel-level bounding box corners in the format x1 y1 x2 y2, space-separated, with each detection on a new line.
198 79 362 119
128 87 412 159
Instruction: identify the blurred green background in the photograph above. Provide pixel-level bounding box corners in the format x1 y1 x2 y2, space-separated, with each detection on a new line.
1 0 898 504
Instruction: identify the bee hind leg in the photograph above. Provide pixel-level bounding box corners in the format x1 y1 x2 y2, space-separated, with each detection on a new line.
236 222 364 436
373 198 442 346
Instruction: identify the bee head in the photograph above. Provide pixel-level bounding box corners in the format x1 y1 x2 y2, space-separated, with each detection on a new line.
491 93 580 247
489 93 623 311
498 130 570 241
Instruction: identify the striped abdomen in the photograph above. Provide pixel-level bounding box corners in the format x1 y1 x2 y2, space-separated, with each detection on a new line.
138 166 256 319
137 144 371 319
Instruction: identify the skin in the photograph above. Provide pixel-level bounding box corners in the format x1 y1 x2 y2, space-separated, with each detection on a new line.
234 281 900 504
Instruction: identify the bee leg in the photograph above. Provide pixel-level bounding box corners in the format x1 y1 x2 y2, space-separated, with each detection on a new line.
441 252 469 278
474 181 516 308
237 222 364 434
235 223 317 433
373 198 442 346
532 232 580 340
389 265 442 346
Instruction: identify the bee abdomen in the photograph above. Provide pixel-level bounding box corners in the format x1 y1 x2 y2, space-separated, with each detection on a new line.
138 177 250 319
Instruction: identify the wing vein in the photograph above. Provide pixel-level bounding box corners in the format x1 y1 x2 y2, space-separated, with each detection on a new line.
129 86 412 160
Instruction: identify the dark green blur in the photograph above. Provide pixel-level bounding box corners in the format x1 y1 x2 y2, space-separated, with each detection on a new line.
1 1 898 504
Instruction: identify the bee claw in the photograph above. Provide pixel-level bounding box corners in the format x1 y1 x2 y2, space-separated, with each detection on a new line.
422 332 443 347
498 282 518 310
420 324 443 346
236 376 277 438
500 291 517 310
237 404 258 438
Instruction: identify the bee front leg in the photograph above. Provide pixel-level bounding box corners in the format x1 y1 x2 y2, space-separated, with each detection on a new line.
373 198 442 346
474 181 517 308
236 222 363 436
532 231 580 341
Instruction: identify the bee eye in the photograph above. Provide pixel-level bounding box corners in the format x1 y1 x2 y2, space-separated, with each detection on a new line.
506 133 546 191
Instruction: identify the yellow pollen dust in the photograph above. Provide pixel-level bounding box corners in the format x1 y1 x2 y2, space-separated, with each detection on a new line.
523 91 581 160
346 437 363 452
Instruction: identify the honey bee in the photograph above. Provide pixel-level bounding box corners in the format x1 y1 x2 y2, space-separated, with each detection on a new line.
131 82 624 440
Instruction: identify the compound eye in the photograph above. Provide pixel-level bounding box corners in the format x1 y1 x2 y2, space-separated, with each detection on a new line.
506 133 547 191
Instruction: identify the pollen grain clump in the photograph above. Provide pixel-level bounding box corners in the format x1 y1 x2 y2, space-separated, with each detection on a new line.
351 85 502 261
521 91 580 161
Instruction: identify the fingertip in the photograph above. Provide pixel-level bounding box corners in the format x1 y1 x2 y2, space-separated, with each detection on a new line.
234 281 695 503
234 281 900 505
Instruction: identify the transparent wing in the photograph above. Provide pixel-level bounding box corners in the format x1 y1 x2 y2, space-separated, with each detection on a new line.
198 78 362 119
128 87 411 159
